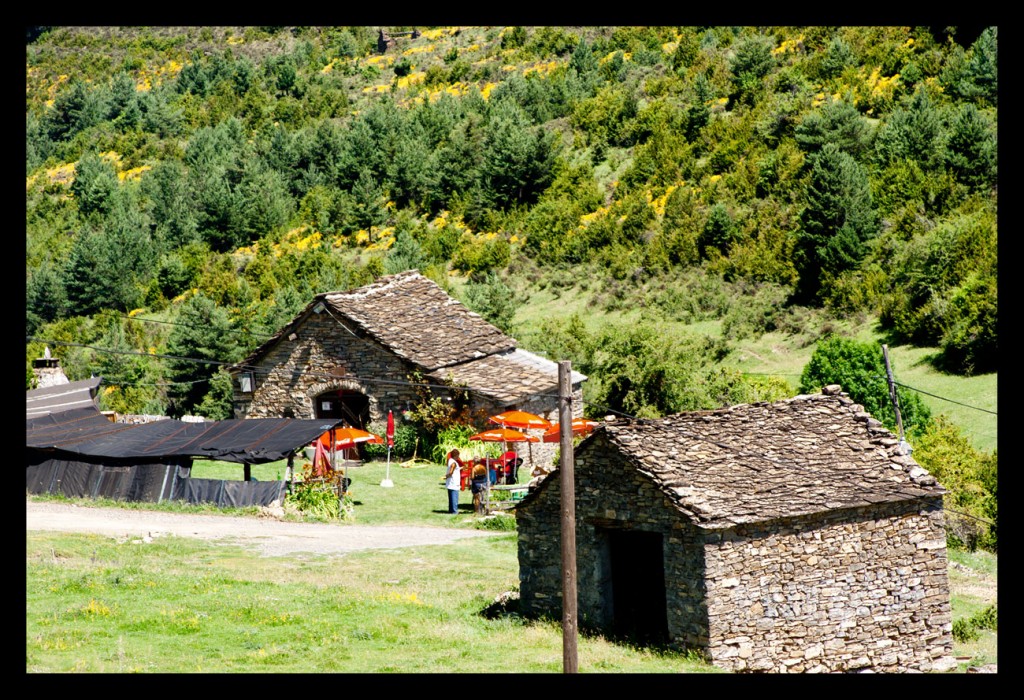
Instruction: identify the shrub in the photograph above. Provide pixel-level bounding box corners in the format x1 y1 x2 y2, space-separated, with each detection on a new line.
284 480 347 521
430 424 499 464
952 617 978 643
393 58 412 77
910 415 997 552
362 422 420 461
474 513 517 531
952 604 997 643
799 335 931 435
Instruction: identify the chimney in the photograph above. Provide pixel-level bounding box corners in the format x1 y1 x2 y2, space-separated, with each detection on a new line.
32 346 70 388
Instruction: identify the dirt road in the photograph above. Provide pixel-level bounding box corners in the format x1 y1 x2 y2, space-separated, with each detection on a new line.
26 499 498 558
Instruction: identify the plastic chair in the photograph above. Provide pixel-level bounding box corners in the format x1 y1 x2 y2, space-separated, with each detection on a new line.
500 451 517 484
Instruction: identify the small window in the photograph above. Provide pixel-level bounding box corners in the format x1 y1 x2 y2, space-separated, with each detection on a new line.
238 372 254 393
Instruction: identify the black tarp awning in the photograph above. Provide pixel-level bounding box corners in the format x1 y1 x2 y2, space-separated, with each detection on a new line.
27 407 344 464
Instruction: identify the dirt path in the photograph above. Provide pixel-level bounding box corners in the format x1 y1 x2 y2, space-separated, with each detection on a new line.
25 500 498 558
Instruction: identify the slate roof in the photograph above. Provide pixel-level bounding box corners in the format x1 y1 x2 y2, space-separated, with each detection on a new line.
566 386 944 529
237 271 515 371
429 348 587 406
26 377 101 419
324 270 516 370
234 271 587 405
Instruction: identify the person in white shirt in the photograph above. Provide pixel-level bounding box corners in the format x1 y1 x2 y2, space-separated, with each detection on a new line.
445 449 462 514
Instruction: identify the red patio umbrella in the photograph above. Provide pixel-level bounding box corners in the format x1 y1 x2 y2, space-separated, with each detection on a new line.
541 418 600 443
382 410 395 488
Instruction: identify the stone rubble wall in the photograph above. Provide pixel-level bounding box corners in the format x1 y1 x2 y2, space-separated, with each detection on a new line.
704 499 953 673
519 435 708 640
232 314 422 422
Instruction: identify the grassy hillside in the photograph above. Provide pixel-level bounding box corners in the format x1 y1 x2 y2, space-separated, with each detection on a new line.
509 277 996 452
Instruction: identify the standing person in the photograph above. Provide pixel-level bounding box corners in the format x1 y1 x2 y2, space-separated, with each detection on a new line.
470 460 489 514
445 449 462 514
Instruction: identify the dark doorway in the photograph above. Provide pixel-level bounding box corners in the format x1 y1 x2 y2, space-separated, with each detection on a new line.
314 389 369 428
606 529 669 645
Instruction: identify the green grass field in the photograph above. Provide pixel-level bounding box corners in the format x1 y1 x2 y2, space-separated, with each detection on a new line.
28 456 997 673
26 459 721 673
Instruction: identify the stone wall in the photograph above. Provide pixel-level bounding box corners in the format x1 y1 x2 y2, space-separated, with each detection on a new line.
704 499 953 673
517 433 953 673
231 314 421 422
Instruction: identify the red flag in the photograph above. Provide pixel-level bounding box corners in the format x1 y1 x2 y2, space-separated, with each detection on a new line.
311 440 333 478
386 410 395 447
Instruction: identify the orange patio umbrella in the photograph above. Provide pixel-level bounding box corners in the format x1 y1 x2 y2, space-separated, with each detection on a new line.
469 427 539 482
468 427 540 444
317 427 384 450
489 411 551 471
541 418 600 443
315 427 384 489
488 410 552 431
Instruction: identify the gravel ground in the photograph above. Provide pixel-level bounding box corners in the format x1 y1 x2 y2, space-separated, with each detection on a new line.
25 499 498 557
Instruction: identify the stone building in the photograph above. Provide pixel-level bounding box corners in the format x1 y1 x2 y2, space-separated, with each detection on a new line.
377 28 420 53
227 270 585 465
516 385 955 673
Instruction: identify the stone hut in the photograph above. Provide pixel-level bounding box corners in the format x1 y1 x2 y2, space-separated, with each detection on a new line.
515 385 955 673
377 28 420 54
227 270 585 465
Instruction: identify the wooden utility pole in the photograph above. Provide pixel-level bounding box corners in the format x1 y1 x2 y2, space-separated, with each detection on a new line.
881 345 906 449
558 361 578 673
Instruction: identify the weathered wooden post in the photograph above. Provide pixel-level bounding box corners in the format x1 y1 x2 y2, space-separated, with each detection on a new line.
558 361 578 673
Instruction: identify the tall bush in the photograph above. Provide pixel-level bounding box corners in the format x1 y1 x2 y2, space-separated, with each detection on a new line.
799 335 931 435
910 415 997 552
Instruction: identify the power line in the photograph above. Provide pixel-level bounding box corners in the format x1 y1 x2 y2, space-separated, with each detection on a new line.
111 312 277 339
743 369 997 417
28 336 504 396
28 337 240 370
890 379 997 415
30 337 997 419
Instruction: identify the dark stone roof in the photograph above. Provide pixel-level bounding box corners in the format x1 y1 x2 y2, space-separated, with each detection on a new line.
26 377 101 419
237 271 515 371
543 386 944 529
429 348 587 406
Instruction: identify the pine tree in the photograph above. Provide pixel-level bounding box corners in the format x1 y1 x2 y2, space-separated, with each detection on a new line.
945 103 997 191
164 293 241 418
794 144 878 302
873 86 945 172
71 152 119 219
794 96 873 161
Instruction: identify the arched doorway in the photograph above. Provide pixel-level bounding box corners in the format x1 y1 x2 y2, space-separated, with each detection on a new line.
314 389 371 461
314 389 370 428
